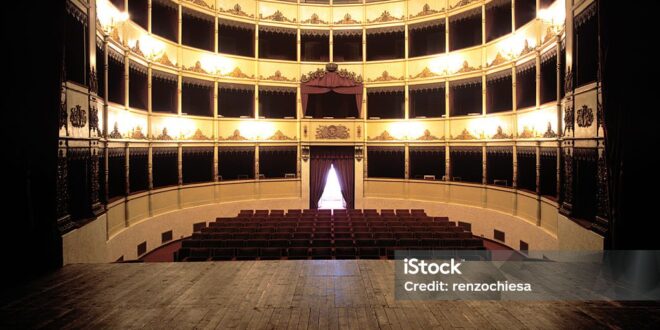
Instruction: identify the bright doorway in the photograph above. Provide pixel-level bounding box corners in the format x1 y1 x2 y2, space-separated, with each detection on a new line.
318 164 346 209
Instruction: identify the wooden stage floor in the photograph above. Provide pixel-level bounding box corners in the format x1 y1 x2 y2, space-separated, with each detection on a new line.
1 261 658 329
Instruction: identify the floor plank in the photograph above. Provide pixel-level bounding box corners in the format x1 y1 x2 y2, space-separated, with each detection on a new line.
1 261 658 329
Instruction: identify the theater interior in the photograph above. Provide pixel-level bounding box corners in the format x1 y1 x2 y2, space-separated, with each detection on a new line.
3 0 659 328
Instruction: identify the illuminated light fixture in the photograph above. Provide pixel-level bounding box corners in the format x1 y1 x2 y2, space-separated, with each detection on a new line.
97 0 129 34
199 54 234 75
538 0 566 34
389 122 425 140
429 53 464 75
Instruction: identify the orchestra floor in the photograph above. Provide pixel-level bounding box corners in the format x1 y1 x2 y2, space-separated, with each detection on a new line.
2 261 658 329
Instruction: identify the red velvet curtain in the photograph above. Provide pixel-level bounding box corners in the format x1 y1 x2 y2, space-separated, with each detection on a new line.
310 147 354 209
333 157 354 209
301 71 363 116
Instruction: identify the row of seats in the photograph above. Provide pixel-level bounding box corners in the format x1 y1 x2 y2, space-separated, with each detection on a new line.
176 243 484 262
237 209 427 217
193 231 472 240
175 209 484 261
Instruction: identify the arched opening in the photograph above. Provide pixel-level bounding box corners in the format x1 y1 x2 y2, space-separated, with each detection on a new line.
318 164 346 209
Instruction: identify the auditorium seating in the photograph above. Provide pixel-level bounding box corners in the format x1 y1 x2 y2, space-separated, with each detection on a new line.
174 209 485 261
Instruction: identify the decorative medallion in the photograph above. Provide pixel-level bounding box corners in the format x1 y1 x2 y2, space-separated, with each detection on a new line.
491 126 512 139
267 130 296 140
564 102 574 131
355 146 364 162
131 40 145 57
368 10 403 23
260 10 296 23
488 52 508 67
220 4 254 18
452 128 477 140
185 61 208 74
576 105 594 127
368 71 404 82
302 13 327 24
542 122 557 138
316 125 350 139
301 146 310 162
450 0 478 9
155 52 175 67
410 4 441 19
131 126 147 139
455 60 479 73
189 128 211 140
70 105 87 128
185 0 214 10
89 104 99 133
260 70 295 82
223 67 253 79
156 127 173 140
518 126 535 139
221 129 248 140
335 13 360 24
368 130 396 141
417 129 441 141
108 122 123 139
410 67 441 79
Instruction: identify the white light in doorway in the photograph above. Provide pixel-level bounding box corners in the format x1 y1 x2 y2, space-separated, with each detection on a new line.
318 164 346 210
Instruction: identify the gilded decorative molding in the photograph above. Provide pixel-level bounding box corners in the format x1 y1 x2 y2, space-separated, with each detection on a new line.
222 67 254 79
410 67 441 79
267 130 296 140
302 13 327 24
303 125 308 138
110 27 122 44
368 130 396 141
184 61 208 74
543 122 557 138
155 52 175 67
316 125 350 139
564 101 574 132
564 66 573 93
455 60 480 73
189 128 211 140
260 10 296 23
452 128 477 140
70 105 87 128
417 129 441 141
335 13 360 24
543 26 555 43
220 4 254 18
576 105 594 127
518 126 534 139
89 68 98 94
89 104 99 133
185 0 214 10
450 0 478 9
410 4 441 18
156 127 173 140
260 70 296 82
301 68 362 83
368 10 403 23
130 126 147 140
367 71 404 82
519 40 533 56
491 126 512 139
221 129 248 141
357 125 361 139
108 122 123 139
488 52 508 67
131 40 145 57
59 100 67 130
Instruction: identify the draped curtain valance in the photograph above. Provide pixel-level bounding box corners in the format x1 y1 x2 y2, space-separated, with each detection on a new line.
301 68 363 116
